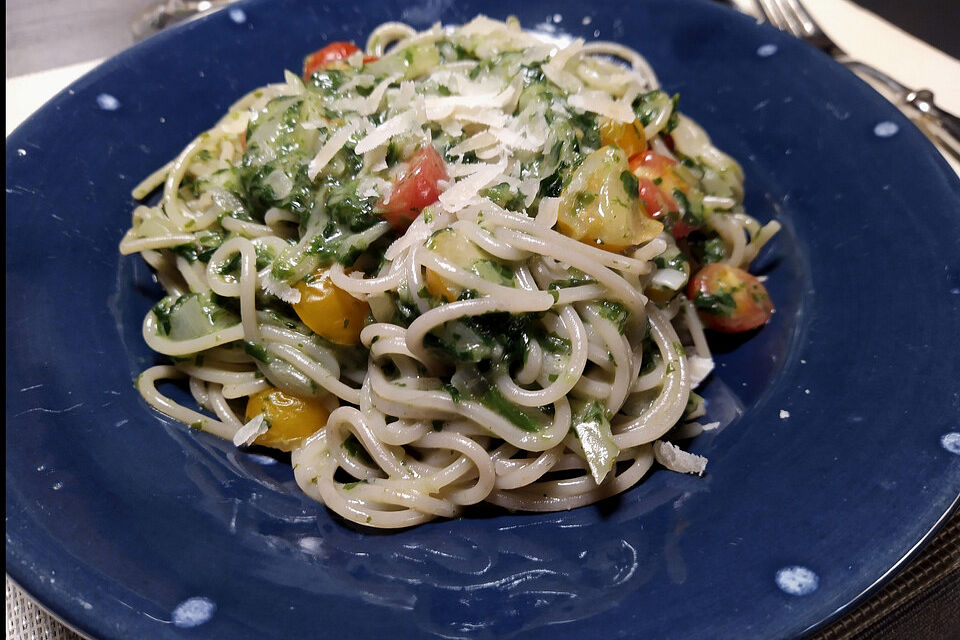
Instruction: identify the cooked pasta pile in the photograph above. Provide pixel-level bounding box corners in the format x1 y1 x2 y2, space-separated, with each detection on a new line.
120 16 779 528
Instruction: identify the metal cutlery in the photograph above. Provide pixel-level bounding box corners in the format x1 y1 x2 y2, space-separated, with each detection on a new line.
131 0 236 41
731 0 960 160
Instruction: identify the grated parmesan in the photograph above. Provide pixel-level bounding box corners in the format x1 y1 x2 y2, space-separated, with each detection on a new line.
567 90 635 123
438 160 507 212
307 121 363 180
687 355 715 388
541 38 585 92
233 414 268 447
354 108 422 155
654 440 708 476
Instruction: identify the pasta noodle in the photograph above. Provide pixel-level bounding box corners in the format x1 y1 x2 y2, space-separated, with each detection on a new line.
119 16 779 528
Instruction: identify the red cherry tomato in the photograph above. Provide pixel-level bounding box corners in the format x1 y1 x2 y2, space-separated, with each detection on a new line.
630 150 699 239
302 42 377 80
636 176 676 220
688 263 774 333
380 146 448 231
632 150 676 173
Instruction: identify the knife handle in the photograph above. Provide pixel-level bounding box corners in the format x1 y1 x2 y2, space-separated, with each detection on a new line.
907 90 960 154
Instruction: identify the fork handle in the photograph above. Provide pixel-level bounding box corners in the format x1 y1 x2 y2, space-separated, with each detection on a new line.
907 90 960 144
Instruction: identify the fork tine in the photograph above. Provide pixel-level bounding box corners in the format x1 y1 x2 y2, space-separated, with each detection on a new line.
767 0 807 38
755 0 788 31
783 0 820 38
756 0 799 37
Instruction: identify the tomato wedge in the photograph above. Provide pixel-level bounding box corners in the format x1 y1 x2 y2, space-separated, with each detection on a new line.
302 42 377 80
380 146 448 231
630 150 700 239
688 263 773 333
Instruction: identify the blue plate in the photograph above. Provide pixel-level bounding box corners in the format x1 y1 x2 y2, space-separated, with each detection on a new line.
7 0 960 638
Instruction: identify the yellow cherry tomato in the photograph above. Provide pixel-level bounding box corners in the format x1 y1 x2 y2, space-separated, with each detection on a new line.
424 270 460 303
293 269 369 345
423 228 500 302
556 145 663 253
245 388 332 451
598 117 647 158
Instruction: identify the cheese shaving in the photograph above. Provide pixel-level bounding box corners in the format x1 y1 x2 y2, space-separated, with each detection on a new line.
653 441 708 476
308 121 362 180
448 131 498 157
687 355 715 388
438 160 507 212
333 73 400 115
450 107 509 128
541 38 585 93
354 107 421 155
425 93 502 120
260 270 302 304
233 414 268 447
568 90 636 123
489 127 544 152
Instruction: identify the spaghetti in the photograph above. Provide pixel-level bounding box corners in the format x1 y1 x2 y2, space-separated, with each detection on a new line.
120 16 779 528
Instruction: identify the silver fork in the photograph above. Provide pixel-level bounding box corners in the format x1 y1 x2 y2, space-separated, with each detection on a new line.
748 0 960 160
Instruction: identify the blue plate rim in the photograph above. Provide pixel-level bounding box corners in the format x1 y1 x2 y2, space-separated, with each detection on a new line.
6 0 960 638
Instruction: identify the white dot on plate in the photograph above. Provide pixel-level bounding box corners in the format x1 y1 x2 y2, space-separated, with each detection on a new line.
96 93 120 111
582 16 592 25
172 597 216 628
17 148 27 157
776 566 819 595
873 121 899 137
757 44 778 57
229 8 247 23
553 13 562 23
780 410 790 419
941 432 960 455
299 536 326 555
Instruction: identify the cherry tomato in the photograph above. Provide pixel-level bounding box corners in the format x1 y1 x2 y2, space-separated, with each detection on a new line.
632 149 676 174
635 176 673 221
245 388 331 451
598 117 647 158
687 263 773 333
556 145 662 252
630 150 700 239
423 228 503 302
302 42 377 80
293 268 369 345
380 146 448 231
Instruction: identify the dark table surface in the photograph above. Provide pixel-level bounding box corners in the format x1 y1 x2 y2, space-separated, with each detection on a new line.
857 0 959 59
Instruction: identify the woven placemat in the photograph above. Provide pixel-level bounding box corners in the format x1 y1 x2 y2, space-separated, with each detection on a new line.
6 578 84 640
7 509 958 640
